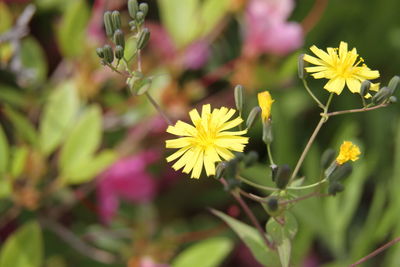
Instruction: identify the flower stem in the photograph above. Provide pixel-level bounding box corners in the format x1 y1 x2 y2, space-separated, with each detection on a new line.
144 92 173 125
302 78 325 109
325 102 389 117
287 178 327 190
290 93 334 183
236 175 278 191
266 143 275 165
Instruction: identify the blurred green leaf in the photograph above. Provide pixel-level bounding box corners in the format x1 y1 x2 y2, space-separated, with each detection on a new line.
266 212 298 245
63 150 116 184
4 106 38 146
0 2 12 33
0 84 27 107
211 209 279 266
59 105 102 176
10 146 28 178
172 237 233 267
0 220 43 267
277 238 291 267
39 81 79 155
0 124 9 174
200 0 229 36
57 0 90 57
20 37 48 86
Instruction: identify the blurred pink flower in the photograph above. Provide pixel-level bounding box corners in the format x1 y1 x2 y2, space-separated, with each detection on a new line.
243 0 303 57
97 150 159 224
147 23 210 70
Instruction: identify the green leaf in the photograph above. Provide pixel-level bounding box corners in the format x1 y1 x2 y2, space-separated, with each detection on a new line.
59 105 102 175
172 237 233 267
39 81 79 155
0 220 43 267
4 106 38 146
63 150 116 184
0 84 27 107
211 209 279 266
20 37 48 85
277 238 291 267
200 0 229 36
10 146 29 178
0 124 9 174
0 2 12 33
57 0 90 57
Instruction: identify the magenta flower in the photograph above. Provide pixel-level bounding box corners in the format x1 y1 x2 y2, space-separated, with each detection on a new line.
243 0 303 57
97 151 159 224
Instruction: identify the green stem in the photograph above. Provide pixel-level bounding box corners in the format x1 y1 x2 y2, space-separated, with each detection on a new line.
325 102 388 117
266 143 275 165
236 175 278 191
287 178 327 190
144 92 172 125
302 78 325 109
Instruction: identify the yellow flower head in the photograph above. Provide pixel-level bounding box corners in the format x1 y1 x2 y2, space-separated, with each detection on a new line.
257 91 274 122
336 141 361 165
165 104 249 179
303 41 380 96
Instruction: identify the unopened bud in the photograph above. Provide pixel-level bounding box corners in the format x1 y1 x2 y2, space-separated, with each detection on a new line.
330 162 352 181
129 21 137 31
137 28 150 50
359 80 371 97
115 45 124 59
328 181 344 196
96 47 104 58
246 106 261 129
388 75 400 95
262 121 273 145
215 162 227 179
136 11 144 22
103 45 114 63
390 96 397 103
298 54 305 79
103 11 114 37
128 0 138 19
243 151 258 167
266 197 279 212
276 164 291 189
372 87 391 104
224 159 238 181
113 29 125 48
234 85 244 113
139 3 149 16
320 148 335 169
111 10 121 30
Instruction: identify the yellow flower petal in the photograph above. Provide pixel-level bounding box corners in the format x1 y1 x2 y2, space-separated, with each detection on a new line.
324 77 345 95
336 141 361 165
257 91 274 122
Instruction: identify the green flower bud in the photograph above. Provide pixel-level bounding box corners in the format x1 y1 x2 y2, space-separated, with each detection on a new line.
266 197 279 212
96 47 104 58
359 80 371 97
136 11 144 22
113 29 125 48
115 45 124 59
215 162 227 179
129 21 137 31
139 3 149 16
276 164 291 189
262 120 273 145
224 159 238 180
103 45 114 63
137 28 150 50
298 53 305 79
388 75 400 95
330 162 352 181
128 0 138 19
103 11 114 37
234 85 244 113
245 106 261 129
243 151 258 167
320 148 335 169
372 87 391 104
390 96 397 103
111 10 121 30
328 181 344 196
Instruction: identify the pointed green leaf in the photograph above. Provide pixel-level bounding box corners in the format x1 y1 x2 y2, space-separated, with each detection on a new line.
172 237 233 267
59 105 102 175
0 124 9 174
4 106 38 146
39 81 79 155
211 209 279 266
266 212 298 245
0 220 43 267
10 146 29 178
277 238 291 267
200 0 229 36
20 37 48 85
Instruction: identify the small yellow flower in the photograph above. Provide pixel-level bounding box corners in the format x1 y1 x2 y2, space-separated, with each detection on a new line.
165 104 249 179
336 141 361 165
257 91 274 122
303 41 380 96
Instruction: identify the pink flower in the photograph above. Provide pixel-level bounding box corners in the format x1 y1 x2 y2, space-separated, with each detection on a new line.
147 23 210 69
97 151 159 224
243 0 303 57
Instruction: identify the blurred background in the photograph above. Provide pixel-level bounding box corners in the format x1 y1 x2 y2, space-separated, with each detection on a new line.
1 0 400 266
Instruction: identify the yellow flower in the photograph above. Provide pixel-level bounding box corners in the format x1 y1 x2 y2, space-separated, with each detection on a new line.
336 141 361 165
257 91 274 122
166 104 249 179
303 41 380 95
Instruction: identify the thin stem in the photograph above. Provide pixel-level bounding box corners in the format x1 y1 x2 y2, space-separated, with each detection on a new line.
144 92 173 125
287 178 328 190
350 236 400 267
238 188 266 203
302 78 325 109
326 102 389 117
267 143 275 165
137 50 142 72
279 192 329 205
105 63 130 78
236 175 279 192
289 93 333 183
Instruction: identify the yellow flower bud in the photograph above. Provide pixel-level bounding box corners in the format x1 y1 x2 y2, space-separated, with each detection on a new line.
257 91 274 122
336 141 361 165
